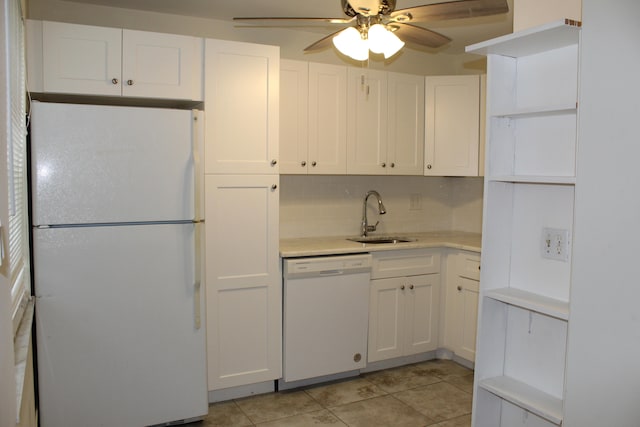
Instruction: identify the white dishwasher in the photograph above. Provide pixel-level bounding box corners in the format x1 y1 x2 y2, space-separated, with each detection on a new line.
282 254 372 384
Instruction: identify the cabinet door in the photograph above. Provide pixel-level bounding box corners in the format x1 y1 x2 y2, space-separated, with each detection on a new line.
404 274 440 355
347 68 388 175
453 277 479 361
122 30 203 101
368 277 405 363
308 62 348 174
387 72 425 176
425 75 480 176
204 175 281 390
280 59 309 174
42 21 122 96
204 39 279 174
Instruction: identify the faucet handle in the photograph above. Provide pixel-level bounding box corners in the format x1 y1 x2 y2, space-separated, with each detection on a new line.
365 221 379 233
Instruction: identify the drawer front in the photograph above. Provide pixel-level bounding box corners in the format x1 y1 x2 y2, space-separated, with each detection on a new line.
458 252 481 281
371 249 440 279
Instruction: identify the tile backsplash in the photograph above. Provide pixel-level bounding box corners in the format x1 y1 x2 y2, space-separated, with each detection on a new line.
280 175 484 239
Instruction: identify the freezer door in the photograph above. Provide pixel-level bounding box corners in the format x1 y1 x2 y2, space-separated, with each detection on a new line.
30 101 196 225
34 224 207 427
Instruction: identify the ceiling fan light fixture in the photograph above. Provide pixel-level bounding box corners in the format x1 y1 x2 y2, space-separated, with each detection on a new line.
368 24 405 59
333 27 369 61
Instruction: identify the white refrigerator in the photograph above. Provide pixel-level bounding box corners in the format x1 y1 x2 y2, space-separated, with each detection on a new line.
30 101 208 427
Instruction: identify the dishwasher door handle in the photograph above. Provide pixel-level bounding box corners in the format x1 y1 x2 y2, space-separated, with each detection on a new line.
318 269 345 276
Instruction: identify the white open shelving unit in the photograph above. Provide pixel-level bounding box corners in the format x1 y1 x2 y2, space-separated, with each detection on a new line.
466 19 581 427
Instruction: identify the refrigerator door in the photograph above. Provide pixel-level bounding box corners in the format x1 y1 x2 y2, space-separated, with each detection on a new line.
34 223 207 427
30 101 195 226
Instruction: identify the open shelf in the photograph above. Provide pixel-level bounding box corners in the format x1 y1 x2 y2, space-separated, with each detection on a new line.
479 376 563 425
485 288 569 320
493 104 577 118
488 175 575 185
466 19 581 58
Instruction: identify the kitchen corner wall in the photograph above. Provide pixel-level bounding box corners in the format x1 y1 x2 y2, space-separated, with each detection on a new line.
280 175 483 239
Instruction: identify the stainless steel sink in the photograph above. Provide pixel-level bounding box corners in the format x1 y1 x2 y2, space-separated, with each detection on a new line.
347 236 416 244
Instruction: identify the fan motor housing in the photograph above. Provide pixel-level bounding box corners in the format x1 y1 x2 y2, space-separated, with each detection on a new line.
342 0 397 17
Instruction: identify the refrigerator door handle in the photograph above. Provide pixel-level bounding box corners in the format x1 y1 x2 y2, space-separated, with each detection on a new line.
194 281 202 330
194 218 203 330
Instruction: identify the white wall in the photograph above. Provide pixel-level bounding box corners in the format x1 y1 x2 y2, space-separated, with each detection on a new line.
564 0 640 425
279 175 483 238
513 0 581 32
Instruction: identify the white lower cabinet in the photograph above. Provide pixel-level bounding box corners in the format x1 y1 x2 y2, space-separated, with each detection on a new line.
204 174 281 391
368 249 440 363
444 251 480 362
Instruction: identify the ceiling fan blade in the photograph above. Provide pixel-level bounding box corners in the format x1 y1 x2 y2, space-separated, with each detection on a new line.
304 28 347 52
391 23 451 48
233 17 355 26
390 0 509 24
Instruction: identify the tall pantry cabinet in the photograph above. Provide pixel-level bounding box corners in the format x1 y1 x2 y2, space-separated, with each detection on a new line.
203 39 281 395
467 20 580 427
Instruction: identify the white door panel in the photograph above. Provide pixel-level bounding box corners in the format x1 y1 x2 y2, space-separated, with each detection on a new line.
34 224 207 427
30 102 195 225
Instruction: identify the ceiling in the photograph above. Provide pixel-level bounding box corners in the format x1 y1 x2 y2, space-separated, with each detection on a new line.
61 0 514 54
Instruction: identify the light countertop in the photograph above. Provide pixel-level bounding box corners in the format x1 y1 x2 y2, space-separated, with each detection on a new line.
280 231 482 258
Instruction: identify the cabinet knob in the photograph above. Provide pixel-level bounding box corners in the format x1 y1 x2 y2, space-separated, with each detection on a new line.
111 78 119 85
311 161 317 167
400 285 405 290
271 184 277 190
427 164 432 170
301 161 307 167
390 163 395 168
381 162 386 168
126 79 133 86
409 284 414 290
457 286 462 291
271 159 277 166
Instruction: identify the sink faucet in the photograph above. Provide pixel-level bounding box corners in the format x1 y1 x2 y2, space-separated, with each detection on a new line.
361 190 387 237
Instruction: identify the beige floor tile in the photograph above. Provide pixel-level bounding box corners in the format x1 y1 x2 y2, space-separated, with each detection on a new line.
255 409 348 426
445 374 474 394
235 390 323 424
364 363 443 393
428 414 472 427
394 382 472 422
330 395 434 427
201 401 253 427
305 377 387 407
412 359 473 381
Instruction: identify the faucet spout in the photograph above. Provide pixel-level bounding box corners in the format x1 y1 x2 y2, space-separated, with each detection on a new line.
361 190 387 237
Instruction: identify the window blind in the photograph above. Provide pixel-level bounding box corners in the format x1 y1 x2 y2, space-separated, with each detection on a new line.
6 0 29 334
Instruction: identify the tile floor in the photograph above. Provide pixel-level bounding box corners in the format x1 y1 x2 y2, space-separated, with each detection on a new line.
195 359 474 427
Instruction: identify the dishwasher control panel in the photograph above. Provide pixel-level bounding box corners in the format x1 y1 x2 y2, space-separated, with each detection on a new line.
283 254 372 279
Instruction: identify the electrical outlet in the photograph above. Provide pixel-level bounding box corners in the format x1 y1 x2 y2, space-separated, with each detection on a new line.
541 228 570 262
409 194 422 210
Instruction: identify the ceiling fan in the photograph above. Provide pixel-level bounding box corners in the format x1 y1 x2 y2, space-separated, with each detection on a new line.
234 0 509 60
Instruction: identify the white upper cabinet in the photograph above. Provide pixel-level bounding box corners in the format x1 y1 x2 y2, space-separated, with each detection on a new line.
307 62 349 174
121 29 203 100
29 21 203 100
204 39 279 175
280 59 309 174
346 68 388 175
387 72 425 175
280 61 348 174
40 21 122 96
424 75 480 176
